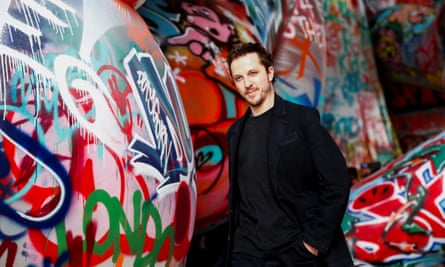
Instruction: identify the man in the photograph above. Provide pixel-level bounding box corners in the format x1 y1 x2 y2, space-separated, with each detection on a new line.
225 42 353 266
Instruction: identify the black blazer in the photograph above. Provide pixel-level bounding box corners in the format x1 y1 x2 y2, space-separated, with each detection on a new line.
225 94 352 266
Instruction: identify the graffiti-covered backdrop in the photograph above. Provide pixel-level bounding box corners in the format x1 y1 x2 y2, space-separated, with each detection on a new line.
0 0 196 266
1 0 443 266
138 0 282 233
138 0 401 234
368 0 445 154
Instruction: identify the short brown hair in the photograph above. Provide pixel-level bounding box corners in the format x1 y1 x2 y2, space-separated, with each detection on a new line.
226 42 274 77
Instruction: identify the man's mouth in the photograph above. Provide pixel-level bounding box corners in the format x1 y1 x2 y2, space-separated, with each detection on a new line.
245 89 257 97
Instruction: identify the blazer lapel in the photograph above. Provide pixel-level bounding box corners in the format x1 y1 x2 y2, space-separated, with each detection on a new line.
268 96 288 183
228 114 248 186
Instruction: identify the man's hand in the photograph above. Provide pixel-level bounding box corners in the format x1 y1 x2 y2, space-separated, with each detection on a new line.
303 241 319 256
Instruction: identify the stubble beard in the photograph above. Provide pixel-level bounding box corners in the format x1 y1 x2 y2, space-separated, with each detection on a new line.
246 90 263 107
246 84 272 108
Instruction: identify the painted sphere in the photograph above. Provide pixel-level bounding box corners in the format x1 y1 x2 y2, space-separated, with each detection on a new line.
0 1 196 266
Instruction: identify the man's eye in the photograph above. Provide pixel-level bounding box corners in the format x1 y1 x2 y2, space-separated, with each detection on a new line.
234 77 242 82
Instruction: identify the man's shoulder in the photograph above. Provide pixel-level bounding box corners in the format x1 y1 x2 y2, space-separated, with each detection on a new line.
281 98 314 113
277 98 320 123
227 117 243 138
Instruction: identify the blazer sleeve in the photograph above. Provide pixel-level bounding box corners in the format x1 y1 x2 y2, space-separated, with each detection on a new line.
301 107 351 254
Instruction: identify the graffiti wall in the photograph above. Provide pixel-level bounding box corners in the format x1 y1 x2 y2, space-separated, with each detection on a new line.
138 0 278 233
138 0 402 235
344 3 445 264
1 0 443 266
273 0 325 107
135 0 444 266
321 0 401 169
368 0 445 157
0 0 196 266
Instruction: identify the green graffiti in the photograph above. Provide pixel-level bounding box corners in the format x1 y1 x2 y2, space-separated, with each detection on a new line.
430 143 445 171
55 222 69 257
82 189 175 266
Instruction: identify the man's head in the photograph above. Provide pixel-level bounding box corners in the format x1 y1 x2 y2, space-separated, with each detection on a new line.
226 42 276 116
227 42 274 79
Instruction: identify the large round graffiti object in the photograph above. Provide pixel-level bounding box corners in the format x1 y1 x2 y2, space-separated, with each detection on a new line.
344 130 445 265
0 0 196 266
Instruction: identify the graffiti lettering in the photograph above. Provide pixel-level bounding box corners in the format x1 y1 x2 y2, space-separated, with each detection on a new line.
124 49 189 192
83 189 174 265
54 55 124 150
137 70 171 170
284 1 324 47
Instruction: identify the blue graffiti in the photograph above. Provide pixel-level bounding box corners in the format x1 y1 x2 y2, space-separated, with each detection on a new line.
124 49 190 190
138 0 181 38
0 120 72 228
275 76 322 108
242 0 282 45
0 143 10 177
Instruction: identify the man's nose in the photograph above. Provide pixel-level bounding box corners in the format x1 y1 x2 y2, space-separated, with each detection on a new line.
243 77 253 88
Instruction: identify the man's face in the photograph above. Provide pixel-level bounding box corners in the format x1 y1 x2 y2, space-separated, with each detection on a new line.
230 52 275 113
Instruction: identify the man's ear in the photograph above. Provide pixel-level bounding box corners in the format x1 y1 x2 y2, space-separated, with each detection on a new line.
268 66 275 82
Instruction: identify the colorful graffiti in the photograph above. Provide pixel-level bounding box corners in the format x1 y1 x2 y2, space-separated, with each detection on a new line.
366 0 445 160
1 0 442 266
139 0 255 233
135 0 445 266
344 130 445 266
321 0 401 169
370 1 445 91
138 0 402 235
136 0 445 265
273 0 325 107
0 0 196 266
342 3 445 264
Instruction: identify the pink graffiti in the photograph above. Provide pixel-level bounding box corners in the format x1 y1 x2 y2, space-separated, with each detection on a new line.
180 2 234 42
168 2 234 62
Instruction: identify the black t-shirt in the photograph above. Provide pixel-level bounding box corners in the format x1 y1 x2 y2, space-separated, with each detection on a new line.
233 108 298 258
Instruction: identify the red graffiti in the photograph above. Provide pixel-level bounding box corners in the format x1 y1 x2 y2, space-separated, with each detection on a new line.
347 151 445 263
0 239 17 267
